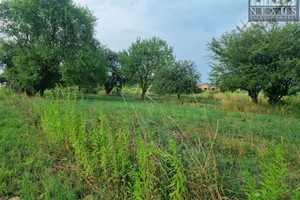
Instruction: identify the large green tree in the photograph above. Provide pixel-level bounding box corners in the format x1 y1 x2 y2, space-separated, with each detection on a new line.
0 0 101 95
0 74 6 83
122 37 174 99
0 40 15 86
61 41 107 93
208 23 300 104
152 60 200 99
103 48 124 95
262 23 300 104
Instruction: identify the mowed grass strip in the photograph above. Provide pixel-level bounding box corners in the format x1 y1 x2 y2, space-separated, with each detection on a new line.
80 94 300 145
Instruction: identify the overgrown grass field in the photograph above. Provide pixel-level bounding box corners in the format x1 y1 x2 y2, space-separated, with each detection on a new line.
0 89 299 199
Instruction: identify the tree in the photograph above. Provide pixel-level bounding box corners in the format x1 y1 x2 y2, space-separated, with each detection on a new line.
0 74 6 83
122 37 174 99
0 40 15 86
152 60 200 99
0 0 99 95
261 23 300 104
208 23 300 104
61 41 107 93
208 23 266 103
288 87 300 96
103 49 124 95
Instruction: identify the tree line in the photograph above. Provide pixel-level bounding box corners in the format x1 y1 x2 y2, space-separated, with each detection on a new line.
1 0 299 103
0 0 200 99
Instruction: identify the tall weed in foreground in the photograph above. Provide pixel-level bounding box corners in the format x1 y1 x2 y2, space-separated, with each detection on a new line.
41 88 94 174
167 117 223 199
0 89 88 199
132 137 158 199
164 139 187 200
244 138 290 199
42 89 161 198
41 88 227 199
97 125 133 197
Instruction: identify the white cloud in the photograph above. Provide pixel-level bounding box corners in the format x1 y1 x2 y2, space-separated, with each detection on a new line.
75 0 159 51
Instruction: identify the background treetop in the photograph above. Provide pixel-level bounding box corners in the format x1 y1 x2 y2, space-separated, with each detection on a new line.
0 0 102 95
152 60 201 99
208 22 300 104
122 37 175 99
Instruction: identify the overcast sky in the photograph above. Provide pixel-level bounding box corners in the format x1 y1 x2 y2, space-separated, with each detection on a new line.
73 0 249 82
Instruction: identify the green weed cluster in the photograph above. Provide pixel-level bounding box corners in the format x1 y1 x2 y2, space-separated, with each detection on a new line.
0 89 89 199
2 89 299 199
41 89 223 199
243 138 298 199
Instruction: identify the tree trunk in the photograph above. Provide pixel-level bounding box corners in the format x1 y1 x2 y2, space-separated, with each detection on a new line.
105 89 112 95
268 95 283 105
26 89 35 96
40 89 45 96
248 91 259 104
251 96 258 104
141 88 147 100
177 93 180 100
104 84 113 95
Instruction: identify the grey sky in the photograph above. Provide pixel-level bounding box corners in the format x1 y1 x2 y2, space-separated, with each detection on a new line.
73 0 249 82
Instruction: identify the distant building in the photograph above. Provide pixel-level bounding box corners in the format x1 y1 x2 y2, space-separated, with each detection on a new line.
197 84 219 91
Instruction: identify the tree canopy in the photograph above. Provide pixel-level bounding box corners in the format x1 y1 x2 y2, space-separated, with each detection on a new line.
61 42 107 93
0 74 6 83
103 48 124 95
0 0 104 95
152 60 200 99
208 22 300 104
122 37 174 99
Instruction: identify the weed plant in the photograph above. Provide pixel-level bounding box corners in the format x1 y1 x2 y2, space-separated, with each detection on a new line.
40 88 226 199
244 138 294 199
1 88 299 199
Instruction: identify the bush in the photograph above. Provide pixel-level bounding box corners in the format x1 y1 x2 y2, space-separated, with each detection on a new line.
288 87 300 96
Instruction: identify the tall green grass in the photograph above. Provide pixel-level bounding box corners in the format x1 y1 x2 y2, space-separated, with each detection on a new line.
0 89 90 199
195 91 300 117
2 88 299 199
244 138 296 199
41 89 225 199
